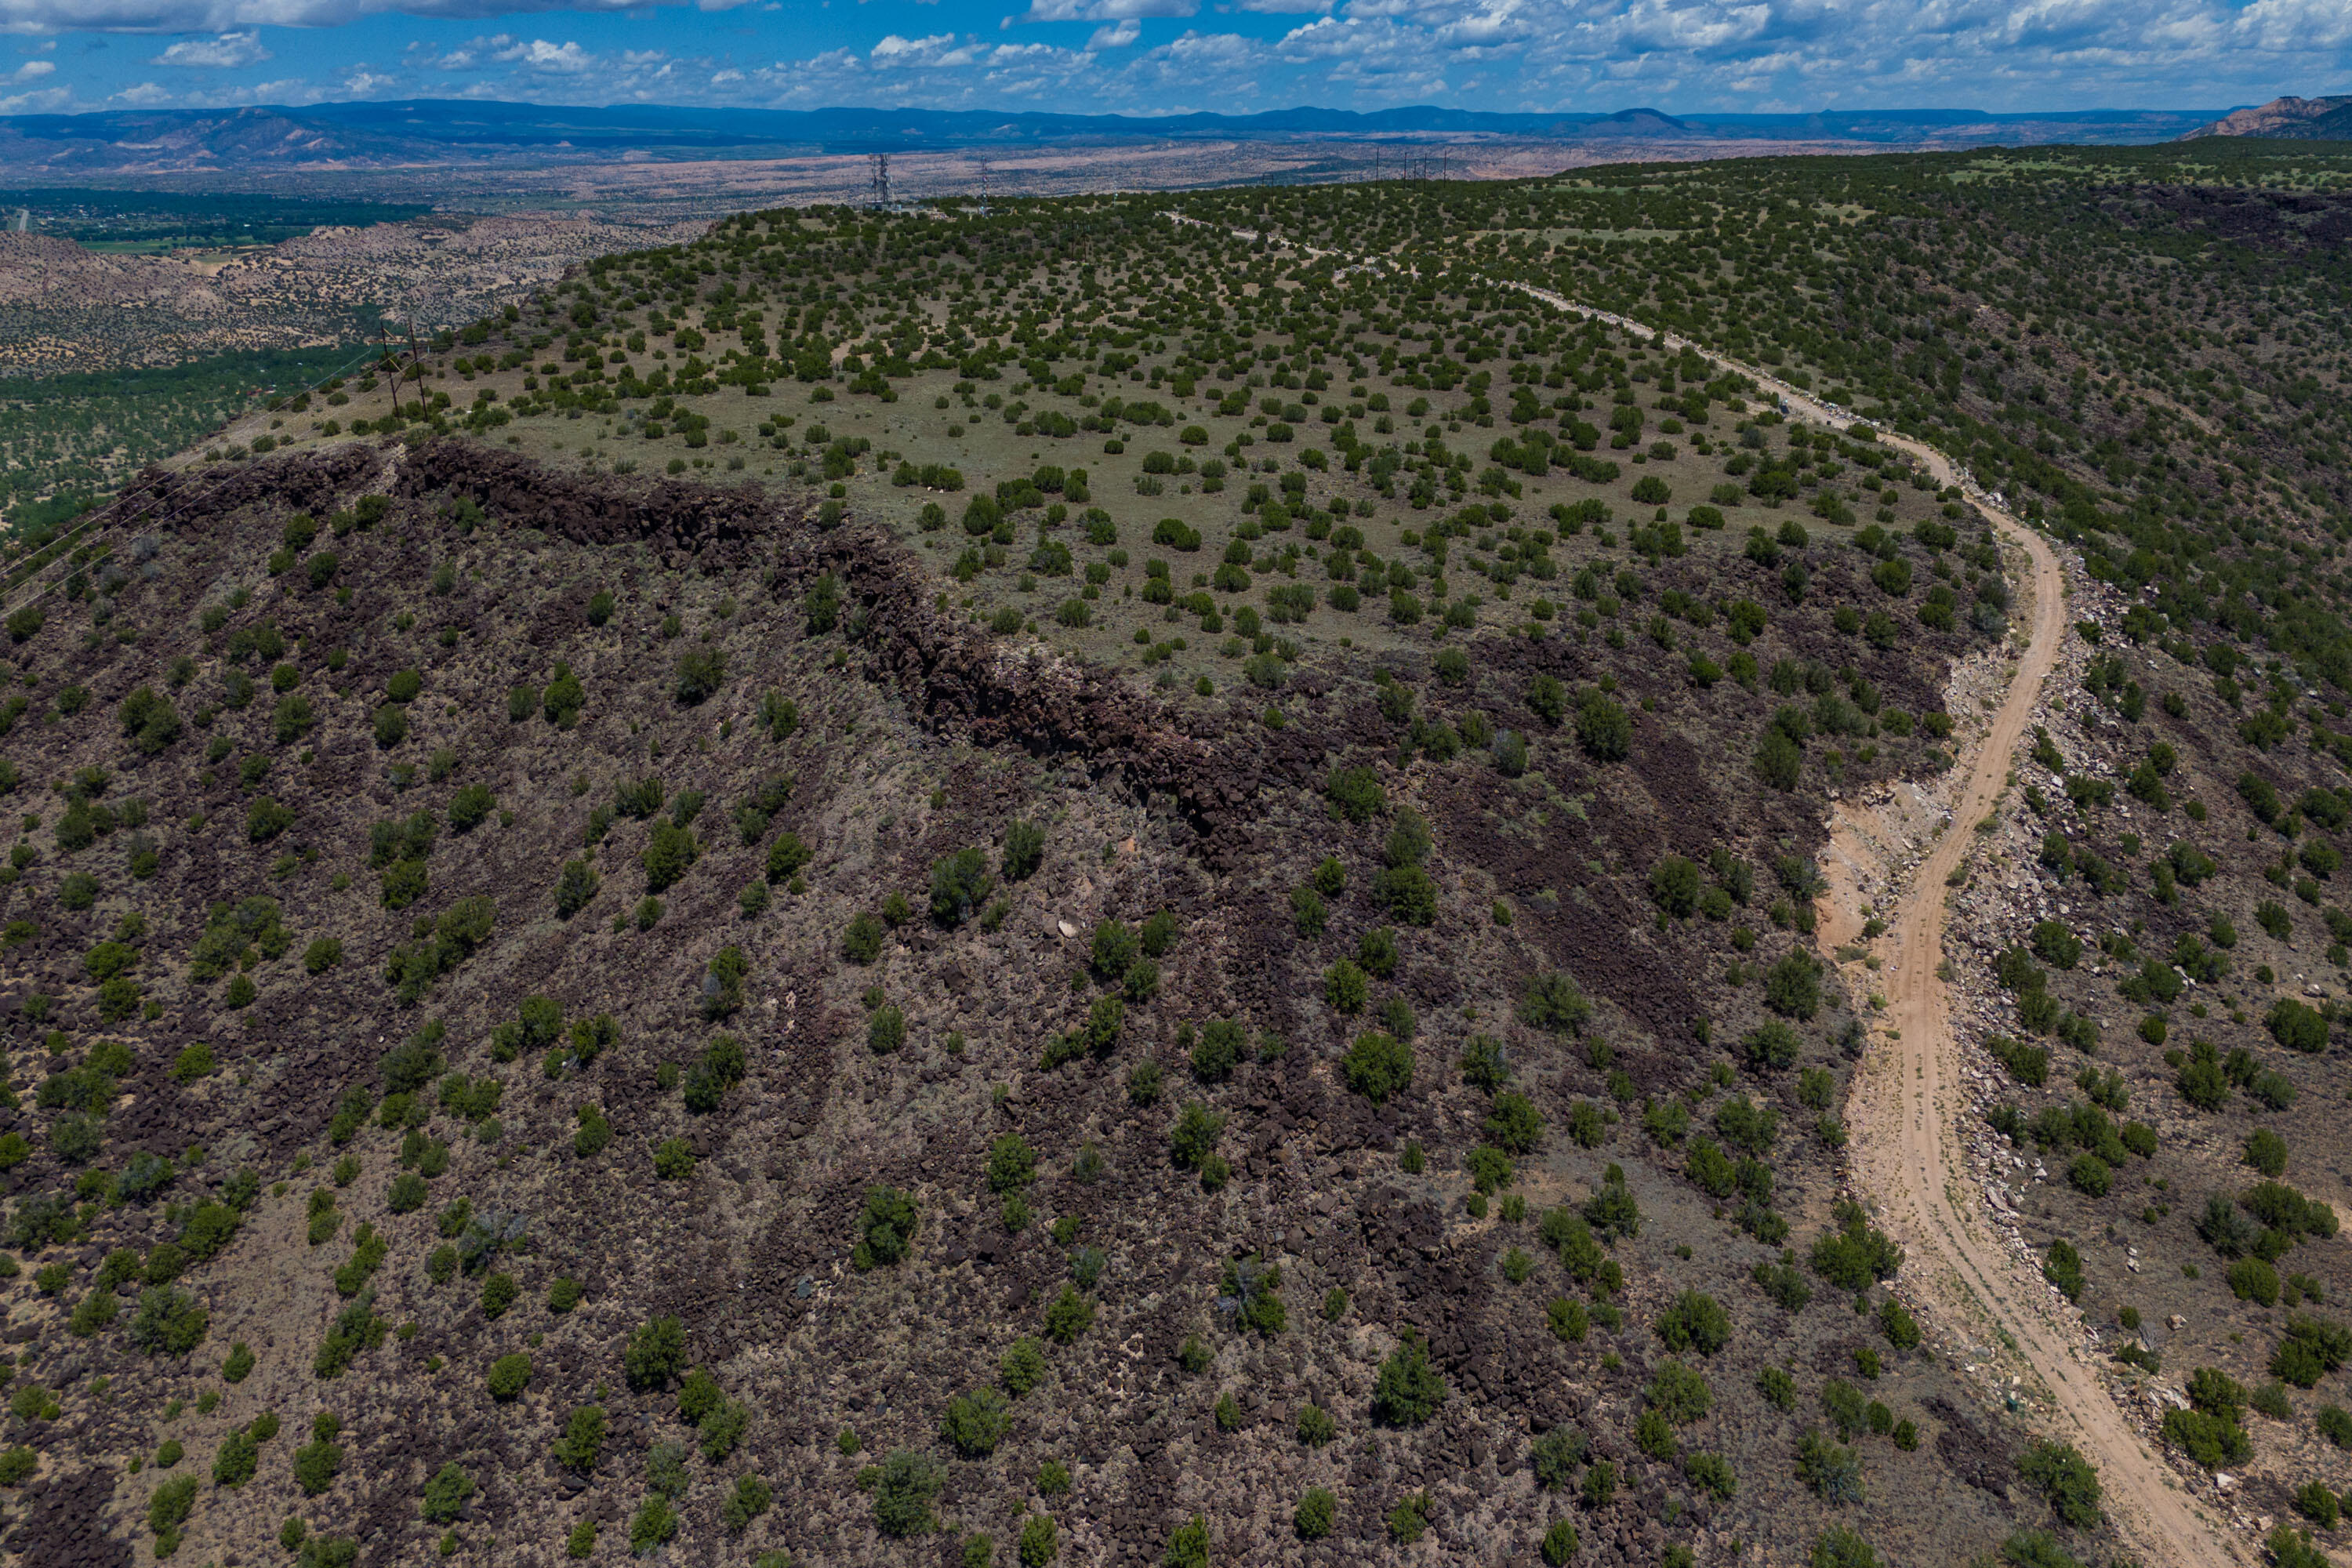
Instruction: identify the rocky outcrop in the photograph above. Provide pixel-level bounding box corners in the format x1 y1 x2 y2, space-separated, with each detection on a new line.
2180 95 2352 141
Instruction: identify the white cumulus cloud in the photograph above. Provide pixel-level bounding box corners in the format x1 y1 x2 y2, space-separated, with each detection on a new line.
494 35 595 70
1021 0 1195 21
2234 0 2352 49
0 0 2343 117
872 28 953 56
243 73 318 97
151 28 268 65
408 31 543 68
872 30 985 64
0 0 684 36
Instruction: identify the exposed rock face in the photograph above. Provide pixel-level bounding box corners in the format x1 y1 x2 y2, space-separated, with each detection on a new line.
2180 95 2352 141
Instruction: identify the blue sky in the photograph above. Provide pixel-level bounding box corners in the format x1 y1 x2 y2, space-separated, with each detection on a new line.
0 0 2345 118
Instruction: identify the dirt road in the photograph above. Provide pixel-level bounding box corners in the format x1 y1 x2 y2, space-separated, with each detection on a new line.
1505 275 2248 1565
1169 225 2243 1562
1833 469 2246 1566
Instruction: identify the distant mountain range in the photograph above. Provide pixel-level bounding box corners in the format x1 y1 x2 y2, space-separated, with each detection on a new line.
0 100 2238 176
2181 95 2352 141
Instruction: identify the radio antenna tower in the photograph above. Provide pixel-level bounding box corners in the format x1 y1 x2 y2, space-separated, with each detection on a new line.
869 154 893 211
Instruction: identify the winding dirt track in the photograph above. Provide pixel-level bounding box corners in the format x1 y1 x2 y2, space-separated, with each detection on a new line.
1166 215 2242 1560
1838 478 2244 1567
1499 283 2247 1563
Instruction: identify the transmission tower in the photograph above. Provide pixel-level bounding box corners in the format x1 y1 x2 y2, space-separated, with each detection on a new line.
869 154 892 211
378 322 402 419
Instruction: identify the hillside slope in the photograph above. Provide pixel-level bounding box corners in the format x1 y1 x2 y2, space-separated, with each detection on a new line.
16 151 2352 1566
0 414 2060 1568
